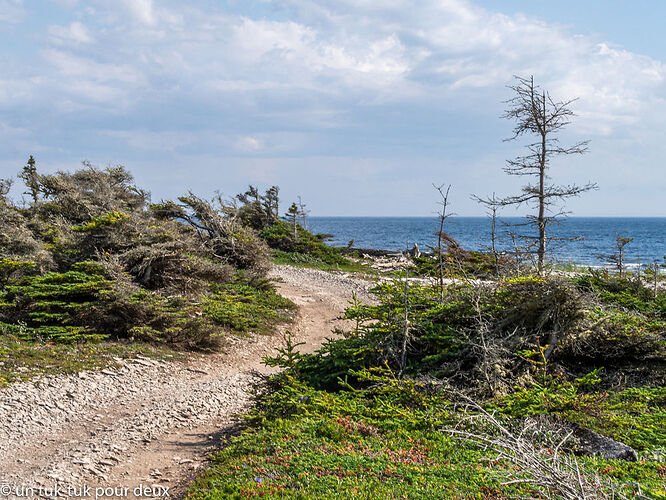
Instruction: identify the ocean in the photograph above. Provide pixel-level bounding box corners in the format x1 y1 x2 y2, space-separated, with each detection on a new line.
308 217 666 267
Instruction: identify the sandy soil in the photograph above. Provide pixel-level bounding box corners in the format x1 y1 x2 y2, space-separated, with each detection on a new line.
0 265 373 499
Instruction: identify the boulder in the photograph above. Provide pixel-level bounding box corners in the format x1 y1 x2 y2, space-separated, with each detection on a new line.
573 425 638 461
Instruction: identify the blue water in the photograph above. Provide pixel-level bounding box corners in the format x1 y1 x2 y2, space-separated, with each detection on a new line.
308 217 666 266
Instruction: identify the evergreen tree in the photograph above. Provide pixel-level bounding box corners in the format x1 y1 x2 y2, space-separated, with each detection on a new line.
19 155 40 204
284 202 301 241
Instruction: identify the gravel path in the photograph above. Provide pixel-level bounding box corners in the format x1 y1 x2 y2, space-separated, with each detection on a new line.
0 266 373 499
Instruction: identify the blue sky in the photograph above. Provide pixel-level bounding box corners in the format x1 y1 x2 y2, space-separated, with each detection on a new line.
0 0 664 216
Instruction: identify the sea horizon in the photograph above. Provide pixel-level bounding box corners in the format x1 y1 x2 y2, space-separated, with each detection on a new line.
310 215 666 219
308 216 666 266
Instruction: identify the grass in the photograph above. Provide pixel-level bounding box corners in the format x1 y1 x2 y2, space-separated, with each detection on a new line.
0 334 178 387
205 280 297 334
271 250 375 274
188 268 666 499
0 275 296 386
186 375 666 499
186 378 514 499
495 383 666 455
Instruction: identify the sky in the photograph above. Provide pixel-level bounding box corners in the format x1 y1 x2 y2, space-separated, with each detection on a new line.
0 0 664 216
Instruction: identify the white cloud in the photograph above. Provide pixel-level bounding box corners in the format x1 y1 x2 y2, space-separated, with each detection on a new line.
0 0 25 23
0 0 664 214
105 130 195 151
21 0 663 133
228 17 409 92
261 0 666 131
45 50 143 84
236 136 262 152
48 21 93 44
0 78 32 105
122 0 155 25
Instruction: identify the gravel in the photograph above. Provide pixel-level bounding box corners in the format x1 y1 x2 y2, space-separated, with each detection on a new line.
0 355 258 494
0 265 373 498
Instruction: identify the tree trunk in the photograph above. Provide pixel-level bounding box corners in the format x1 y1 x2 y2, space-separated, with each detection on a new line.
490 198 499 276
537 90 547 275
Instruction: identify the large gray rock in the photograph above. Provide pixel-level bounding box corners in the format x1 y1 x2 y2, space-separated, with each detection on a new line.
573 425 638 461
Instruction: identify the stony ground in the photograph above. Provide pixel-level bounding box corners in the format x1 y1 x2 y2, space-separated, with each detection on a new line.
0 265 373 500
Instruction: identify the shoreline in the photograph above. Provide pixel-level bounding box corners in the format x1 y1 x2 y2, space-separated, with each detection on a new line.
339 246 659 271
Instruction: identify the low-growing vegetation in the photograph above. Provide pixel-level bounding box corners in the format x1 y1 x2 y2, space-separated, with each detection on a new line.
0 334 176 387
189 261 666 499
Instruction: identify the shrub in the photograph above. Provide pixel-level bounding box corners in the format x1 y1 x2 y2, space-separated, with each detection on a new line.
152 194 271 277
286 273 664 396
0 162 294 350
0 265 112 342
260 220 349 266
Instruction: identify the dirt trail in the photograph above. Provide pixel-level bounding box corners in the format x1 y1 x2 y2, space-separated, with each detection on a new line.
0 266 373 499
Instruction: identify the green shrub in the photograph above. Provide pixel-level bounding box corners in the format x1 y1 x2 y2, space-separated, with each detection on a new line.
261 221 349 267
496 384 666 453
204 281 295 334
412 249 503 278
188 267 666 499
71 210 131 232
0 258 36 287
0 266 111 342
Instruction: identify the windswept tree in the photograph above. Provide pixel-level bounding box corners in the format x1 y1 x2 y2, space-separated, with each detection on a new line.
262 186 280 220
472 192 501 276
284 202 301 241
433 183 453 300
19 155 40 204
499 76 597 274
235 185 281 230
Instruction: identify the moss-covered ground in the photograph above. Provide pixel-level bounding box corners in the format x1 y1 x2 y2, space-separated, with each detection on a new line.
186 377 666 499
188 268 666 499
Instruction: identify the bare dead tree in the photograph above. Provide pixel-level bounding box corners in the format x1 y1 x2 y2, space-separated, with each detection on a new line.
499 75 597 275
433 183 453 301
399 249 410 378
297 196 310 231
445 395 630 500
472 192 501 276
600 235 633 277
